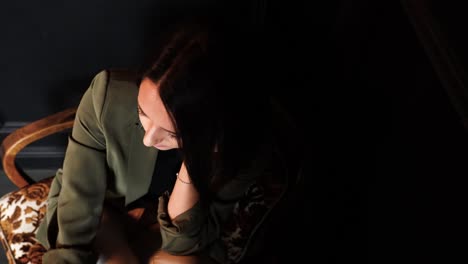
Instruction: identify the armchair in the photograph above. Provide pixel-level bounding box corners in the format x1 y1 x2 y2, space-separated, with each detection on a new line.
0 107 76 263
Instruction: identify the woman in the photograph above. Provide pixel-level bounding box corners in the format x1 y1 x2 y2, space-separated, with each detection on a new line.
36 18 302 264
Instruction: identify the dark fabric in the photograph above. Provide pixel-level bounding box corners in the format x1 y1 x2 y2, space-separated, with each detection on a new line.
127 149 182 210
148 149 182 198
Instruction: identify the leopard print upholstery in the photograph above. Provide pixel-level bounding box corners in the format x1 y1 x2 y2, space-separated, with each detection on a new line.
0 177 53 264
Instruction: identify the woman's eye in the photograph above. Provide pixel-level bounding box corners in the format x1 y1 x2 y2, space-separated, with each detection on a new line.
169 133 178 139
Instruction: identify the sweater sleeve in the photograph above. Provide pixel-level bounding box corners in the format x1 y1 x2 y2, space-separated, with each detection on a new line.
156 172 257 259
42 70 110 263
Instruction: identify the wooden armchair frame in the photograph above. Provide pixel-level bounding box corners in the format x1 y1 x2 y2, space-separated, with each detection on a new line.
0 107 76 188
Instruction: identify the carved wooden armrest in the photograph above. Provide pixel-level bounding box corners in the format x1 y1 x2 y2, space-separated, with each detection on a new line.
0 107 76 188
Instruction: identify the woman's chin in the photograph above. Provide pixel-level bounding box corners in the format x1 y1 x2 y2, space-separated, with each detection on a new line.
153 144 174 151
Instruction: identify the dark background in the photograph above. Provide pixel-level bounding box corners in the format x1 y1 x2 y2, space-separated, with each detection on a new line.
1 0 467 263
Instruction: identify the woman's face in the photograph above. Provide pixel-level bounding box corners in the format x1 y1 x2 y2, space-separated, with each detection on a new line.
137 78 179 150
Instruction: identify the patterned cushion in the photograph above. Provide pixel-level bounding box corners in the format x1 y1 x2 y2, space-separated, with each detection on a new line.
0 177 53 264
221 181 284 263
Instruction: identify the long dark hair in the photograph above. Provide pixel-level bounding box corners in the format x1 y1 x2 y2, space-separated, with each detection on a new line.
143 17 272 203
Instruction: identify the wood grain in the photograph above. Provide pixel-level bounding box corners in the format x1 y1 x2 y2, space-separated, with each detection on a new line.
1 107 76 188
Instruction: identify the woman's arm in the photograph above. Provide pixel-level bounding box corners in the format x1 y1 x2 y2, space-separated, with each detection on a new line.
167 162 199 219
157 167 260 261
41 70 110 263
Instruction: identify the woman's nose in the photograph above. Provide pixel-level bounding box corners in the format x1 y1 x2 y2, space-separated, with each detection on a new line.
143 125 163 147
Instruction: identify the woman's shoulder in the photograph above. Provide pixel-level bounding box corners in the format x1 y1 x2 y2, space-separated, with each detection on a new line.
85 68 141 128
100 68 140 94
97 68 139 101
86 68 140 100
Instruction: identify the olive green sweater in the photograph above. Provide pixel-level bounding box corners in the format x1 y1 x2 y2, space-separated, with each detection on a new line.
36 69 286 264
